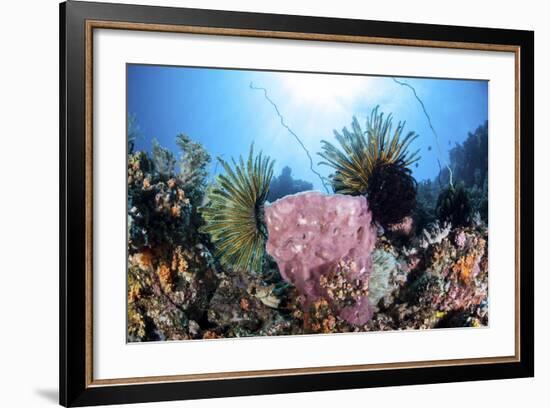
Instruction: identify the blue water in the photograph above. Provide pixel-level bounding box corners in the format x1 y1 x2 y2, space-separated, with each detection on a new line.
127 64 488 190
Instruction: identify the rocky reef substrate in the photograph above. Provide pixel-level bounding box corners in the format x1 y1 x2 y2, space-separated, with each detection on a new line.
128 185 488 341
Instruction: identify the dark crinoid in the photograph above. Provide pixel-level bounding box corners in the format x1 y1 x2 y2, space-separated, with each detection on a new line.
436 183 473 227
318 106 420 227
366 160 417 227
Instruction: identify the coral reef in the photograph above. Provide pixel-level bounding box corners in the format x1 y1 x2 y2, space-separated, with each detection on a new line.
206 268 299 338
264 191 377 325
268 166 313 202
428 122 489 223
419 221 452 249
366 224 488 331
447 122 488 191
127 136 218 341
200 145 274 273
128 152 192 251
127 245 218 341
127 117 490 342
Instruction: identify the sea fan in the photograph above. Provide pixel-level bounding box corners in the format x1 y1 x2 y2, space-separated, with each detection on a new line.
175 133 211 205
318 106 420 196
151 138 176 177
200 145 274 273
175 134 211 190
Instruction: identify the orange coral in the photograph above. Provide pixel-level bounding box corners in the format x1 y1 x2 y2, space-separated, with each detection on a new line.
128 282 141 303
128 152 144 171
319 260 369 308
240 298 250 311
203 330 221 340
128 307 146 338
308 299 339 333
171 246 189 277
322 315 337 333
133 249 154 270
171 204 181 218
157 262 173 290
453 254 478 283
452 233 486 283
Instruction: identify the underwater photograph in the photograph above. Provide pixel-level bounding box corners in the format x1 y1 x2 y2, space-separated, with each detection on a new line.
126 64 489 342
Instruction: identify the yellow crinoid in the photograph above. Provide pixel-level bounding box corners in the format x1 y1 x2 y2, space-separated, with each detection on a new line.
318 106 420 196
200 144 274 273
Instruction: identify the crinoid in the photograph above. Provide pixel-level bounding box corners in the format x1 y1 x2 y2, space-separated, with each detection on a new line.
435 183 473 227
200 145 274 273
366 161 417 227
318 106 420 226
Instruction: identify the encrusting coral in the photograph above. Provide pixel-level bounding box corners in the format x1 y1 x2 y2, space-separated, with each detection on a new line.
366 224 488 331
127 136 218 342
206 268 298 338
128 152 192 251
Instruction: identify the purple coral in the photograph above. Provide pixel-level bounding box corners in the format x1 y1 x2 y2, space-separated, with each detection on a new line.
265 191 377 325
454 230 467 249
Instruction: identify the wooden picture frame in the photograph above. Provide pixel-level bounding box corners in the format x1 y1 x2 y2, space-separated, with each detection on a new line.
60 1 534 406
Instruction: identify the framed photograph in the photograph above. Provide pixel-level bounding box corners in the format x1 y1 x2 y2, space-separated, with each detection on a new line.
60 1 534 406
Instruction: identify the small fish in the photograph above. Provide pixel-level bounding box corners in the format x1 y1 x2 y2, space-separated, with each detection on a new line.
427 146 432 151
415 163 419 168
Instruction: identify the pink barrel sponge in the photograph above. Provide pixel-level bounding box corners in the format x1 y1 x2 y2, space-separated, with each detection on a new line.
264 191 377 325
